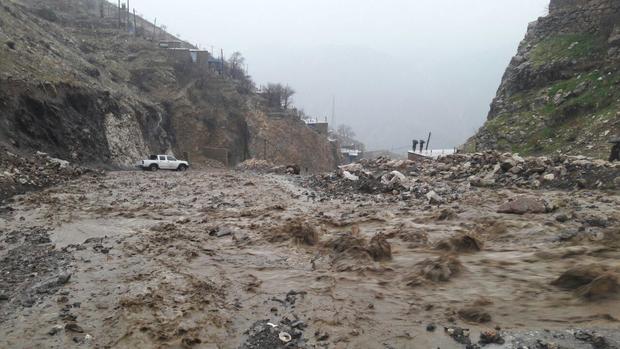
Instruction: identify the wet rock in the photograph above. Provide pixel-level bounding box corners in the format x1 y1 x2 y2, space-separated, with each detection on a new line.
212 227 234 238
48 324 64 336
479 329 505 345
445 326 472 345
37 272 72 293
556 230 579 242
65 323 84 333
285 164 301 175
367 233 392 261
497 196 550 215
181 337 202 346
315 331 329 341
426 323 436 332
555 214 570 223
584 216 608 228
574 330 612 349
57 272 72 285
239 320 304 349
291 320 306 330
21 297 36 307
435 233 483 253
458 307 492 323
342 171 359 181
0 293 8 302
426 191 444 205
381 171 406 186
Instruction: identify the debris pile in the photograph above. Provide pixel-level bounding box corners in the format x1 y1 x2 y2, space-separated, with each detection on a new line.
236 159 276 172
236 159 301 175
305 151 619 200
437 152 619 190
0 150 93 202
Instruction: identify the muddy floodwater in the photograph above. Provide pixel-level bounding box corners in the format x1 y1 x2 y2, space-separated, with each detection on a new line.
1 170 619 348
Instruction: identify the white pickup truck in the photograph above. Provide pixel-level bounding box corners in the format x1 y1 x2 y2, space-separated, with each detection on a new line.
138 155 189 171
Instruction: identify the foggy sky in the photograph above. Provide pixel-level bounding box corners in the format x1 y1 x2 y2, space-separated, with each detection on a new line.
117 0 549 151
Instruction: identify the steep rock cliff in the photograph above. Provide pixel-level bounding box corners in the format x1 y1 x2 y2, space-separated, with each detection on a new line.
467 0 620 158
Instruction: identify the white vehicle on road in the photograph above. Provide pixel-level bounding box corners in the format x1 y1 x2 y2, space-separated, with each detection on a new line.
138 155 189 172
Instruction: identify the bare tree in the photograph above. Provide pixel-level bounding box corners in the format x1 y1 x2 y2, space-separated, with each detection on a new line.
228 52 246 80
260 83 296 110
262 83 283 109
337 124 356 140
281 85 295 110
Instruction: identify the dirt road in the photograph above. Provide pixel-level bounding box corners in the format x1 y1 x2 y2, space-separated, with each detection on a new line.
1 170 619 348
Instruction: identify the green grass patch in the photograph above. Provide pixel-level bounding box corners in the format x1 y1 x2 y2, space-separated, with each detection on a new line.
529 33 607 67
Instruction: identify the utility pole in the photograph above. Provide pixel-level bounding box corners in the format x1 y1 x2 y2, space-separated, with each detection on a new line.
117 0 121 28
220 48 225 75
153 18 157 40
331 95 336 127
133 9 137 35
426 132 432 151
126 0 130 31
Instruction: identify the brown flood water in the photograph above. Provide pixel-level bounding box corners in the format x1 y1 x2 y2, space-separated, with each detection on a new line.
0 170 619 348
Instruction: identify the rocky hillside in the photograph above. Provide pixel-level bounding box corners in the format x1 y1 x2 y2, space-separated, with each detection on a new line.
466 0 620 159
0 0 338 170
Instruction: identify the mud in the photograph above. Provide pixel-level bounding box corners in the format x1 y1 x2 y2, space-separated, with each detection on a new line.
0 169 619 348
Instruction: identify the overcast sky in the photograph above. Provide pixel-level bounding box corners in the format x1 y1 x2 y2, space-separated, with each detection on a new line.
116 0 549 151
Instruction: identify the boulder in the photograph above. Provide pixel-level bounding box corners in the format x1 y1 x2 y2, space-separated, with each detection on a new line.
497 196 549 214
426 191 444 205
342 171 359 181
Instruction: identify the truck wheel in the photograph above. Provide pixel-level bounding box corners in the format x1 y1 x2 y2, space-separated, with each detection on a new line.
149 164 159 172
177 164 188 172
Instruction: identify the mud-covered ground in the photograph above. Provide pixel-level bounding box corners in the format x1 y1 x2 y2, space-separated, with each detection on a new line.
0 169 619 349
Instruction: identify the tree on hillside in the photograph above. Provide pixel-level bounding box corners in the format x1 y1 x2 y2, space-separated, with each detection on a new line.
262 83 283 109
261 83 296 110
228 52 246 80
281 85 295 110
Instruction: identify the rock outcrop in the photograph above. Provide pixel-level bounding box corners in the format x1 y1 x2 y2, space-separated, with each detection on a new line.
466 0 620 159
